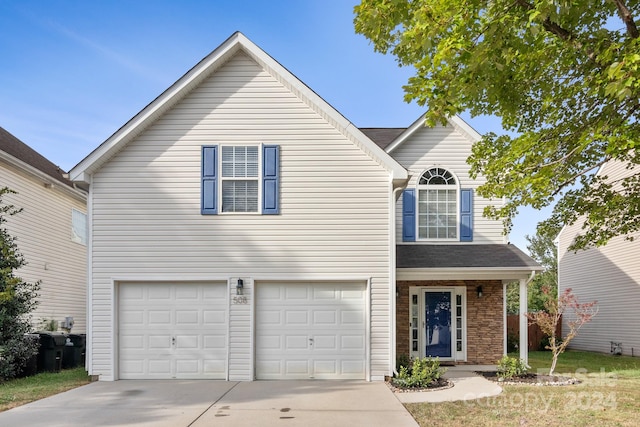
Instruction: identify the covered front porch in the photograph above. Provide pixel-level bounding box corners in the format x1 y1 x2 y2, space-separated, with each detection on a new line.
394 244 542 366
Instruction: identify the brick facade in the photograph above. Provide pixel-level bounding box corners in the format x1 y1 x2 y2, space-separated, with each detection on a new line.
396 280 504 365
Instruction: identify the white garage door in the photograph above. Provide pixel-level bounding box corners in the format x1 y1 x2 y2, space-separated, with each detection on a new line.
256 282 367 380
119 282 227 379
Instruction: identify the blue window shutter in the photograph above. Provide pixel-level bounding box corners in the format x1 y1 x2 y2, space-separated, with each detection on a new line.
262 145 280 214
402 189 416 242
460 188 473 242
201 145 218 215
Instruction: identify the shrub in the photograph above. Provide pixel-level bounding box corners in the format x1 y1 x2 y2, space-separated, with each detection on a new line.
392 357 445 388
496 355 528 380
396 353 411 372
506 332 519 352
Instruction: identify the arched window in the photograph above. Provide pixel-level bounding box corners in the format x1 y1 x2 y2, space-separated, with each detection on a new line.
417 168 458 240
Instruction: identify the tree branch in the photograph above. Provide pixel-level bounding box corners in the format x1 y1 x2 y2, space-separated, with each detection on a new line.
611 0 640 39
551 157 611 196
514 0 596 60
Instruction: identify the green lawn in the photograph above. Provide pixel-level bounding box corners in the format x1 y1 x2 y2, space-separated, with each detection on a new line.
406 351 640 427
0 368 91 412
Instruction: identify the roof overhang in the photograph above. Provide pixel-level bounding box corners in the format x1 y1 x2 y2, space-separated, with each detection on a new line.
0 150 86 201
397 267 539 282
69 32 408 187
385 114 482 154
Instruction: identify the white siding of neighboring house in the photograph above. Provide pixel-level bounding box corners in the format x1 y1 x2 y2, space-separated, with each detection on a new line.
558 160 640 355
1 159 87 333
88 52 393 380
390 124 505 244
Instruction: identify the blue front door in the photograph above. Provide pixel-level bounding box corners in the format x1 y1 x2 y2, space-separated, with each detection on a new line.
425 291 452 358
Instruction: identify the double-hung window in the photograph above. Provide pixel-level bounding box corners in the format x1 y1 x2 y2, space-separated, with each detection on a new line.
201 144 279 215
221 146 259 213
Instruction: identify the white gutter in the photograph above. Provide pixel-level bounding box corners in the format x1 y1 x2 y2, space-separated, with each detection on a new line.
0 151 86 201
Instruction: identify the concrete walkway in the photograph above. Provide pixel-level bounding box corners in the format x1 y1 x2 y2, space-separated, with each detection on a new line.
395 365 503 404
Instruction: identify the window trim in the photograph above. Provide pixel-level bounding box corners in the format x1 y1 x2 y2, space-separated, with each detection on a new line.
219 143 262 215
71 208 87 246
416 167 460 241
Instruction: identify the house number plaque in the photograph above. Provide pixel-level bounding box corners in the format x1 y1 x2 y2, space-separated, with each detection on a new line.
232 296 248 304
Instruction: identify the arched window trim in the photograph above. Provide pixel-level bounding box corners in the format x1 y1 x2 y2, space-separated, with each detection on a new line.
416 167 460 241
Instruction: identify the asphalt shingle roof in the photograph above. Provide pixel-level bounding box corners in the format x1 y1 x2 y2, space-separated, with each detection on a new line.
397 244 540 269
0 127 73 187
359 128 406 150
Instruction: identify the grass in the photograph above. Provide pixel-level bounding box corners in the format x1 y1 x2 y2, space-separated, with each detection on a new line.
0 368 91 412
405 351 640 427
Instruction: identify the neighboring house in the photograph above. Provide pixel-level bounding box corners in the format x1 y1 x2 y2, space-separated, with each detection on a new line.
69 32 539 381
0 127 87 333
558 160 640 356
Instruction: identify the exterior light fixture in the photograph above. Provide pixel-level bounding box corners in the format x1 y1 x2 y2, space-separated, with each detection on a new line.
236 278 244 295
477 286 483 298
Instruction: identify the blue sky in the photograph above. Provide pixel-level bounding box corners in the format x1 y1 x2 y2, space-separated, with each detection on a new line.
0 0 550 251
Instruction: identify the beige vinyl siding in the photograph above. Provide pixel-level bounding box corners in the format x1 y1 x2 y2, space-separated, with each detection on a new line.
558 160 640 355
89 52 392 380
1 161 87 333
390 125 504 243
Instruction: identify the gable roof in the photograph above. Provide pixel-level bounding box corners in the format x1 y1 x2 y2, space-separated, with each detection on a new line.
360 128 406 150
0 126 74 188
384 114 482 153
69 32 408 186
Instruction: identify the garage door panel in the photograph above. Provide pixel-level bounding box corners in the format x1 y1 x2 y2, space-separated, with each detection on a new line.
285 360 310 375
203 310 226 324
148 286 171 300
175 310 199 325
148 310 172 326
313 310 337 325
119 282 227 380
256 282 366 380
285 310 309 325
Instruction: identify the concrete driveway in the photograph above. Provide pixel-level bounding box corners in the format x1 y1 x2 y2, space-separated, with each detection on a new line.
0 380 418 427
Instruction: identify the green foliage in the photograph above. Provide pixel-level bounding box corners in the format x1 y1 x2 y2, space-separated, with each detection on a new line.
396 353 411 372
507 225 559 313
0 187 40 382
392 357 445 388
354 1 640 250
496 355 528 379
506 332 519 353
39 318 58 332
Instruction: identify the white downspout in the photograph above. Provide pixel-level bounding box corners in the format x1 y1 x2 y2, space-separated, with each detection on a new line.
86 175 93 376
390 184 404 377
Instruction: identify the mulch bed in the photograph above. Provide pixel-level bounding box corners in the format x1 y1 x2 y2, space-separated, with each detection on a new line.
386 377 454 393
475 371 581 386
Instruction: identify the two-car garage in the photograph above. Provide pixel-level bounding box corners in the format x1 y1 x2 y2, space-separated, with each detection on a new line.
117 281 367 380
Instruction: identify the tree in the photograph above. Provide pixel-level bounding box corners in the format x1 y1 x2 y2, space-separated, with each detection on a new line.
506 226 558 313
526 287 597 375
354 1 640 250
0 187 40 381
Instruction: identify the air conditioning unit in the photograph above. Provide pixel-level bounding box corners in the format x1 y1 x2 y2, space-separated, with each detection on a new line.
610 341 622 356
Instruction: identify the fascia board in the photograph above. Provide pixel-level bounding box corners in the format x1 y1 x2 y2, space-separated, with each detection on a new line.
69 32 245 183
70 32 407 184
0 150 87 201
397 266 542 281
386 114 482 154
234 34 407 183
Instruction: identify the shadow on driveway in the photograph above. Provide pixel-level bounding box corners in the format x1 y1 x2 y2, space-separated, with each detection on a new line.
0 380 418 427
